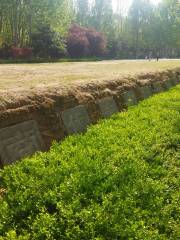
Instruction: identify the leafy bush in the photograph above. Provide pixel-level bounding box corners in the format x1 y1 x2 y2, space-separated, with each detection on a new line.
67 29 90 57
11 48 33 59
67 24 107 58
86 29 107 57
0 46 32 60
31 24 66 58
0 45 11 59
0 85 180 239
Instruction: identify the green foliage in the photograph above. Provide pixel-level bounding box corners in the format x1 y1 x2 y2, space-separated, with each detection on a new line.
0 85 180 239
0 0 72 48
0 0 179 58
74 0 180 58
31 24 66 58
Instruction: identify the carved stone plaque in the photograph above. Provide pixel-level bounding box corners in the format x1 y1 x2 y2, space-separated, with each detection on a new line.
152 82 163 93
171 78 179 85
0 120 43 165
121 90 137 106
163 80 173 90
140 86 152 99
61 105 91 134
98 97 118 118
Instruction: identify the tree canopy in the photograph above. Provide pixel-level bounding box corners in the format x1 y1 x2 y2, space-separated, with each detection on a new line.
0 0 179 59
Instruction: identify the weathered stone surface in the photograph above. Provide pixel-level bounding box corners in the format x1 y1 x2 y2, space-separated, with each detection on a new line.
0 120 43 165
140 86 152 99
0 70 179 167
98 97 118 118
121 90 137 106
163 80 173 90
152 82 163 93
61 105 91 134
171 78 179 85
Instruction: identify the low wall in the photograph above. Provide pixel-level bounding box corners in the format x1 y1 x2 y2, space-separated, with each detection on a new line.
0 69 179 167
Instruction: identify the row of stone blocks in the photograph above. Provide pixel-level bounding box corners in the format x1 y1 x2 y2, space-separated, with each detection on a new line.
0 79 179 166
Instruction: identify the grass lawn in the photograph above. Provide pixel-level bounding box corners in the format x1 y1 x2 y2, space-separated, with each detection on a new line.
0 60 179 92
0 85 179 239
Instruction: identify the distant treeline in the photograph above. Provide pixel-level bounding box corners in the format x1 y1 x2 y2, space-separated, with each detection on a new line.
0 0 179 59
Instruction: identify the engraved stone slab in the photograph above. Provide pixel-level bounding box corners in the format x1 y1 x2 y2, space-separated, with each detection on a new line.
152 82 163 94
163 80 173 90
175 75 180 83
121 90 137 106
171 78 179 85
0 120 43 165
61 105 91 134
98 97 118 118
140 86 152 99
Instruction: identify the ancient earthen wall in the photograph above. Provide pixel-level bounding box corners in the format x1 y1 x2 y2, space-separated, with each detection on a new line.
0 69 179 166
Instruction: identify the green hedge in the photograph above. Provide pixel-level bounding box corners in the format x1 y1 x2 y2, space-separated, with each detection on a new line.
0 85 180 240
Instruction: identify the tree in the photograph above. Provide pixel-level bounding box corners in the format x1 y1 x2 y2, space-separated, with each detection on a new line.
157 0 180 57
75 0 89 26
128 0 143 58
91 0 113 32
0 0 73 48
0 0 179 59
31 24 66 58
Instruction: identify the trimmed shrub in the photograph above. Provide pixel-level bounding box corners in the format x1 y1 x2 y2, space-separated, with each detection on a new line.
67 24 107 58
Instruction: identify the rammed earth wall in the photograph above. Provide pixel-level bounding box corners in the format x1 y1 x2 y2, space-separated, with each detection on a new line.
0 69 180 166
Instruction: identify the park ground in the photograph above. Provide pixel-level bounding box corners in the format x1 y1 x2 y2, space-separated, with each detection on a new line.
0 59 179 110
0 59 179 92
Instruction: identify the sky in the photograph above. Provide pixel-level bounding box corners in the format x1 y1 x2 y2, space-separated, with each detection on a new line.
112 0 162 13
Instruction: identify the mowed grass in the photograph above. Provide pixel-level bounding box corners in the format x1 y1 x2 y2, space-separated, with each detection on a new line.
0 85 180 239
0 60 179 92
